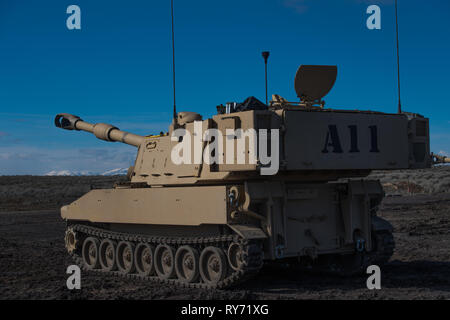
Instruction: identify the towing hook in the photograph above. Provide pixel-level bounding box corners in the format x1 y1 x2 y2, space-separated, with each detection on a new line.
228 190 236 207
356 238 366 252
275 245 285 259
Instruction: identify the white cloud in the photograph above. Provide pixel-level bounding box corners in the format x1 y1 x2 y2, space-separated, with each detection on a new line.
431 133 450 141
353 0 394 4
283 0 309 14
282 0 395 15
0 145 136 175
0 112 171 175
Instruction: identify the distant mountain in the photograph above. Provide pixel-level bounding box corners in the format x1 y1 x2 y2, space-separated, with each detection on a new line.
45 168 127 176
101 168 128 176
45 170 95 176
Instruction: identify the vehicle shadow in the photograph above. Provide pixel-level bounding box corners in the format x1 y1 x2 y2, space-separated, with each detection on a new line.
239 259 450 294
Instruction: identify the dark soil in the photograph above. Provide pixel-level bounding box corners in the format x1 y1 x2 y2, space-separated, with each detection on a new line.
0 170 449 300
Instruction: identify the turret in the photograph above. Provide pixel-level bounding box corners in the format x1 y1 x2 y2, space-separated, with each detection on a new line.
54 113 145 147
54 65 433 188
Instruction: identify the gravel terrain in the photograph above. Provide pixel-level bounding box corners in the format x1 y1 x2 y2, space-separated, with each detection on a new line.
0 167 449 299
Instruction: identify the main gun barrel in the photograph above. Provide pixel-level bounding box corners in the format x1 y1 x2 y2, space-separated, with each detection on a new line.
54 113 145 147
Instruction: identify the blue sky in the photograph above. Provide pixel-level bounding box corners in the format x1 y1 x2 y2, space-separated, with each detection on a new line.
0 0 449 174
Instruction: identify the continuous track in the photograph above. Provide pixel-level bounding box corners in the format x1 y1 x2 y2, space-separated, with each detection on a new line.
314 229 395 276
67 225 394 287
68 224 264 289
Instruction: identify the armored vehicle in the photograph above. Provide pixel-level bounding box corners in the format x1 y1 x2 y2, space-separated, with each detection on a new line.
55 65 431 288
432 153 450 164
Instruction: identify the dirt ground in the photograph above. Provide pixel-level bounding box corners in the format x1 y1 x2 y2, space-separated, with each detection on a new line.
0 167 449 299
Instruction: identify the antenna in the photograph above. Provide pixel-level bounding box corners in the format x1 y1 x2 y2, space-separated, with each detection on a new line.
395 0 402 114
294 65 337 106
171 0 177 121
262 51 270 105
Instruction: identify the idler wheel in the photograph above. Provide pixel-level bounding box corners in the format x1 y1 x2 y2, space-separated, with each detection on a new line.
135 243 155 276
155 244 176 280
175 246 199 283
116 241 136 274
82 237 100 270
199 246 227 285
99 239 117 272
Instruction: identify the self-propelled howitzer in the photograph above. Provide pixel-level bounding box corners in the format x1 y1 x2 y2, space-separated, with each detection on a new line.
56 65 431 288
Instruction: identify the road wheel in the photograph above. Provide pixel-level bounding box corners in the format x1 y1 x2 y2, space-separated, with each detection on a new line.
175 246 199 283
227 242 245 271
155 244 176 280
116 241 135 274
82 237 100 270
199 246 227 285
99 239 117 271
135 243 155 276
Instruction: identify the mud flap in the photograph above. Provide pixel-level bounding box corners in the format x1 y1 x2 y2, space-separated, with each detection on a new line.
371 216 394 232
227 224 268 240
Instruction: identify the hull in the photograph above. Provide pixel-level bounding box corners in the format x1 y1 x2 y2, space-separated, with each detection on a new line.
62 185 228 226
62 179 394 287
62 180 387 259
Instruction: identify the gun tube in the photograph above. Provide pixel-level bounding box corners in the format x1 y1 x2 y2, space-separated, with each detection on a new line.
55 113 145 147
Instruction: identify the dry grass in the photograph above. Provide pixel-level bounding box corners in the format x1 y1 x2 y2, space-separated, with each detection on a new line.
369 165 450 195
0 176 126 212
0 166 448 212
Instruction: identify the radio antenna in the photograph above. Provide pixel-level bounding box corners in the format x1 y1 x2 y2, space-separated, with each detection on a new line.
395 0 402 114
262 51 270 105
171 0 177 121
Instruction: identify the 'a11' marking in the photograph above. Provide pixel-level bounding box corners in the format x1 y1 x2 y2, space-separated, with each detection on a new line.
322 125 380 154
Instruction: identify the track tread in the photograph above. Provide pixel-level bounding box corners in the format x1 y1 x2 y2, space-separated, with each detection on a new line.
68 224 263 289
